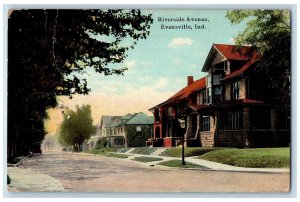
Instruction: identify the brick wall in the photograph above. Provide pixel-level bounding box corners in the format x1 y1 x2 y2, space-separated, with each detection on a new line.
163 137 172 147
217 130 248 147
200 132 215 147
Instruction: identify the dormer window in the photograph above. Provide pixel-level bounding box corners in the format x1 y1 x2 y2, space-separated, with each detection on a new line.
231 80 239 100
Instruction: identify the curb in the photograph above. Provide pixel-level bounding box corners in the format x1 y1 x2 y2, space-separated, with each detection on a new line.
7 154 32 168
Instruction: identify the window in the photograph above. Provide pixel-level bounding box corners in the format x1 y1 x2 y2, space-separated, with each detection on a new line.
207 75 212 104
228 111 243 130
202 91 206 104
197 91 206 105
202 116 210 131
166 123 172 137
154 109 160 122
213 85 222 102
207 88 212 104
231 81 239 99
167 107 176 119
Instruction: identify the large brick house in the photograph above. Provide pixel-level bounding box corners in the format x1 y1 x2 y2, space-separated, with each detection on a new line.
147 44 290 148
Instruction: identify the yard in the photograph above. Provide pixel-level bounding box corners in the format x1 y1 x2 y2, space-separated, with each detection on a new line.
85 147 290 168
199 147 290 168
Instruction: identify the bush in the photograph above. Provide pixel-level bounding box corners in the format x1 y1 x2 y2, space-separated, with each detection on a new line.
95 138 108 149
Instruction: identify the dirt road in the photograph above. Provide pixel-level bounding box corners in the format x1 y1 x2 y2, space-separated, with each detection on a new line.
19 151 290 192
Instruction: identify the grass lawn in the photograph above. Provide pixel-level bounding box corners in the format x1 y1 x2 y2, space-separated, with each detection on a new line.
160 147 227 158
132 156 163 163
85 148 128 158
106 153 129 158
199 147 290 168
158 160 209 169
129 147 158 155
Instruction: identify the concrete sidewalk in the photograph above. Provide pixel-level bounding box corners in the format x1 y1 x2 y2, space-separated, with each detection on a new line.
118 152 290 173
7 167 64 192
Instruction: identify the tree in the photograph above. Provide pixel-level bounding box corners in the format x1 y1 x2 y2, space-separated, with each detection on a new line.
59 105 95 152
226 10 291 105
8 9 153 159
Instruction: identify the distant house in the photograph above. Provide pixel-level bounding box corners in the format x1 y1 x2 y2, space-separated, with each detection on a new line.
147 44 290 148
88 112 154 149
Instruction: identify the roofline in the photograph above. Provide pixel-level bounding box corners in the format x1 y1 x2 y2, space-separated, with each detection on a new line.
201 44 216 72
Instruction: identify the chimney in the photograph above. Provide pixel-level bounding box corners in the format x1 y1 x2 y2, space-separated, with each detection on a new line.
187 76 194 85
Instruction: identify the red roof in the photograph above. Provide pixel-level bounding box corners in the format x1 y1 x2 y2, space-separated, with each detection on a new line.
223 52 260 80
214 44 254 60
167 77 206 102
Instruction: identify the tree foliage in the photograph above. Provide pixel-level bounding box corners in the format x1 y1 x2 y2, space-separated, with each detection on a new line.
8 9 153 159
226 10 291 104
59 105 95 151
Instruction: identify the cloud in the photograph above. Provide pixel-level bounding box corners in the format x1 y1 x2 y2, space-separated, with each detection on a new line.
125 60 137 69
229 37 236 43
154 77 168 88
168 38 194 48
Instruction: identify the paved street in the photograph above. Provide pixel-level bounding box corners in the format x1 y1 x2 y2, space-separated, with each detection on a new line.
12 150 290 192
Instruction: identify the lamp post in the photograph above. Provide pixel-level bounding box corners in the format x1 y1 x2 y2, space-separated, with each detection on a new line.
178 118 186 165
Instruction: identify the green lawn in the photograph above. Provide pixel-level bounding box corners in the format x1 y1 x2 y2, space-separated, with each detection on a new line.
132 156 163 163
199 148 290 168
129 147 158 155
106 153 129 158
160 147 227 158
85 148 127 158
158 160 209 169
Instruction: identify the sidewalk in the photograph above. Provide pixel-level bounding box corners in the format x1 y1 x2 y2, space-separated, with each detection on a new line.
7 167 64 192
118 152 290 173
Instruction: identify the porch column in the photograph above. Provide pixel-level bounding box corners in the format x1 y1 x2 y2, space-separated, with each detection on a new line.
198 115 203 146
195 114 201 139
185 115 192 139
214 111 218 147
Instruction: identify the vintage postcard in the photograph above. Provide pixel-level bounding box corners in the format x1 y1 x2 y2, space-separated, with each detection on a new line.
6 8 291 193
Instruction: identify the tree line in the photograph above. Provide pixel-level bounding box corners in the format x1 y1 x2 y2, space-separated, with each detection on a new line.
7 9 153 160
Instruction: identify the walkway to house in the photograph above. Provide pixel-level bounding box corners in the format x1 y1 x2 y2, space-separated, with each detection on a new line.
119 152 290 173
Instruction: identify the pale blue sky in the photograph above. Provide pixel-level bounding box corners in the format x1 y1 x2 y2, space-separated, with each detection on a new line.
84 10 246 95
48 10 248 132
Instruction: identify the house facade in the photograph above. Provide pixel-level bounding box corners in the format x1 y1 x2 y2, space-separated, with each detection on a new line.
147 44 290 148
88 112 154 149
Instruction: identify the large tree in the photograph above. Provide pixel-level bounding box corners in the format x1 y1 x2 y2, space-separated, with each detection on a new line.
226 10 291 105
59 105 95 152
8 9 152 160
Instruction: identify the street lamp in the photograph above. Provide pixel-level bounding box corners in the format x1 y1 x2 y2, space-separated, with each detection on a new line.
178 118 186 165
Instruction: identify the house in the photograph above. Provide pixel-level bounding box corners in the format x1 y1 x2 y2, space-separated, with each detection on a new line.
147 44 290 148
89 112 154 148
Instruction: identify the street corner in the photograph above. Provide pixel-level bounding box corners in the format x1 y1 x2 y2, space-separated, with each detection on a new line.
7 167 64 192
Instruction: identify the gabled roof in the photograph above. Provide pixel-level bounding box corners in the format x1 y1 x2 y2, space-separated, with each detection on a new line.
202 44 256 72
222 52 260 80
125 112 154 125
214 44 254 61
100 115 122 128
150 77 206 109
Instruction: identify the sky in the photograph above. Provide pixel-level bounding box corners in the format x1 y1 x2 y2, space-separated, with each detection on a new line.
45 10 247 134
